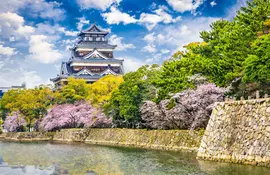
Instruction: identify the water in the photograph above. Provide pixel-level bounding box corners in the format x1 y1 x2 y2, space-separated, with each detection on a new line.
0 141 269 175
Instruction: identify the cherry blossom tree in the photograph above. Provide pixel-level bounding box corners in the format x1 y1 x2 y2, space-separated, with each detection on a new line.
141 83 226 130
40 101 112 131
4 112 26 132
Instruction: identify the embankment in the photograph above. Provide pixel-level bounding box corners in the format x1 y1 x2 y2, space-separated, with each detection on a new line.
197 98 270 167
0 128 204 152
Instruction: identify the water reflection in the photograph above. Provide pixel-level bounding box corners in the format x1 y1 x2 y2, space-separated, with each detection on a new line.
0 141 269 175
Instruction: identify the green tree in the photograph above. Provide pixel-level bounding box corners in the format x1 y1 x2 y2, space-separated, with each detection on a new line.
243 34 270 93
0 89 22 116
104 65 160 126
156 0 270 99
88 75 123 107
1 86 54 131
57 77 90 104
155 42 207 101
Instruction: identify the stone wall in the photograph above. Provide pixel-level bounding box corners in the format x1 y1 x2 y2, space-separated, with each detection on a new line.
0 128 204 151
53 129 89 142
197 98 270 166
0 132 54 141
85 128 203 151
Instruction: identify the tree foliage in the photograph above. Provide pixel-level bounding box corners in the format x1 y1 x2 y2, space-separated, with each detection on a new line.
88 75 123 107
1 86 54 131
57 77 90 104
243 34 270 84
155 0 270 100
104 64 160 126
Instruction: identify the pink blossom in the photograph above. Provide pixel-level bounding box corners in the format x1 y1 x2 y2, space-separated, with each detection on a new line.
4 112 26 132
40 101 112 131
141 83 226 130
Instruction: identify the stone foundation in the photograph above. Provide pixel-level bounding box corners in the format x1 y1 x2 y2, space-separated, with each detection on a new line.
197 98 270 167
0 128 204 151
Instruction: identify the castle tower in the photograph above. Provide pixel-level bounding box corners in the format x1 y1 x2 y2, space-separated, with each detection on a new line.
51 24 124 87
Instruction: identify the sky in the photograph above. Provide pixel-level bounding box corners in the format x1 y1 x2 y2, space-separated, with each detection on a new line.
0 0 247 88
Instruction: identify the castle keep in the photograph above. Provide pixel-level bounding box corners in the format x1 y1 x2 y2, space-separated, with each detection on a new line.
51 24 124 87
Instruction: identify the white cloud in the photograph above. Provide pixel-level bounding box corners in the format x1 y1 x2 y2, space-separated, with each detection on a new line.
161 49 170 54
145 50 171 63
142 44 156 53
28 35 63 64
146 58 154 63
76 0 121 11
145 17 219 50
30 1 65 21
139 13 162 30
143 32 156 43
35 23 77 42
0 12 35 39
120 57 145 73
0 58 45 88
18 70 45 88
109 34 135 51
0 0 65 21
77 17 90 30
140 17 219 64
0 44 17 56
210 1 217 7
57 27 77 36
225 0 247 20
36 23 59 35
139 8 181 30
166 0 204 13
102 6 181 30
9 37 15 42
102 6 137 25
61 39 77 51
17 25 35 36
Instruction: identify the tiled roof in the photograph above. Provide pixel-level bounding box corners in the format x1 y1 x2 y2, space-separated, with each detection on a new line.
74 42 117 49
50 75 104 82
78 24 109 36
59 61 123 76
71 58 124 63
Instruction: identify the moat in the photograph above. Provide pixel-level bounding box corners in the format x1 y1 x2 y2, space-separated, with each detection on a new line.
0 141 270 175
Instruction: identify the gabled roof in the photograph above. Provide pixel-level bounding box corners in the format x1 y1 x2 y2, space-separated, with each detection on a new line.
75 67 93 76
100 67 117 76
83 49 108 59
78 24 109 36
70 58 124 63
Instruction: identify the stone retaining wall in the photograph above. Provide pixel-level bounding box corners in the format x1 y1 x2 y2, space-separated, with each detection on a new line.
0 128 204 151
85 128 203 151
0 132 54 141
197 98 270 167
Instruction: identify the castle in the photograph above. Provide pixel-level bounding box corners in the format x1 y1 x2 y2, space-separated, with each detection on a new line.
51 24 124 87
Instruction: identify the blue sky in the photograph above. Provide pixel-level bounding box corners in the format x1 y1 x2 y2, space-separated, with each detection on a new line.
0 0 246 88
